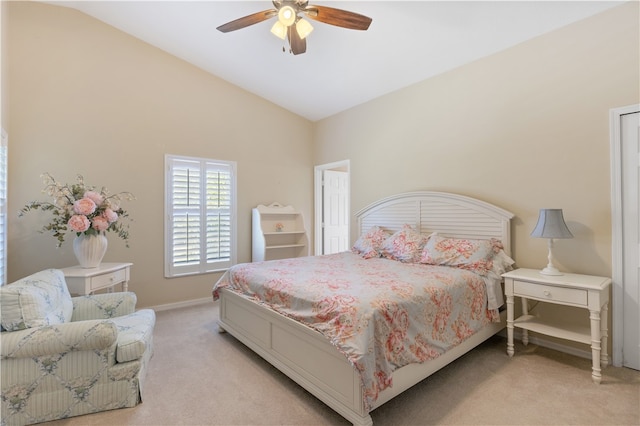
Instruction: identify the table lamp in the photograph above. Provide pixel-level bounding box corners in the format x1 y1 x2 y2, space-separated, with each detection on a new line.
530 209 573 275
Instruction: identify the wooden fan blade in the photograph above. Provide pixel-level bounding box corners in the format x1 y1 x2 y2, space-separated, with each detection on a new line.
288 24 307 55
304 5 371 30
216 9 277 33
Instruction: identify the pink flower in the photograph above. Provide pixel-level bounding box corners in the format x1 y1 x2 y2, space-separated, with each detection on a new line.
68 215 90 232
73 197 96 215
91 216 110 232
103 208 118 223
83 190 104 206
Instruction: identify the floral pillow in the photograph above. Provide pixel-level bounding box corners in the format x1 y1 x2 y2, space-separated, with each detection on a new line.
380 224 430 263
420 236 508 276
0 269 73 331
352 226 390 259
488 249 516 278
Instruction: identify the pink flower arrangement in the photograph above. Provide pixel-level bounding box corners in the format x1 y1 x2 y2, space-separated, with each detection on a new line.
20 173 134 247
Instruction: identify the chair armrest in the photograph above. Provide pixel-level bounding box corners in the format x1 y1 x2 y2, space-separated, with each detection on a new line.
1 320 117 359
71 292 137 321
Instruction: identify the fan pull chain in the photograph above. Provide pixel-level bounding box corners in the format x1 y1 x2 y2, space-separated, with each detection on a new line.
280 43 293 54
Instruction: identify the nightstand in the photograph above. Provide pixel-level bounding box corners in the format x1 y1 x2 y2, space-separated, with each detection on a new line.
502 268 611 384
62 262 132 295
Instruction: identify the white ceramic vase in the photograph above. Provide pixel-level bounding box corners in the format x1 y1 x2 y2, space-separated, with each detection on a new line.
73 233 108 268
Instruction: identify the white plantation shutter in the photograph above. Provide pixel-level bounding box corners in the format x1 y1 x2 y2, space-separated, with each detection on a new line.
165 155 236 277
206 166 232 262
0 130 6 285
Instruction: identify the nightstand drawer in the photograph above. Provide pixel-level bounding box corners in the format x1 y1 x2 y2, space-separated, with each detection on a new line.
513 280 587 306
90 269 127 291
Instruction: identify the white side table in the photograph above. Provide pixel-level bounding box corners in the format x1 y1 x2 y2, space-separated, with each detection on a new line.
502 268 611 384
62 262 132 295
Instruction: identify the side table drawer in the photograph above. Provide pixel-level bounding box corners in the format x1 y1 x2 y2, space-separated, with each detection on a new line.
513 280 587 306
90 269 127 291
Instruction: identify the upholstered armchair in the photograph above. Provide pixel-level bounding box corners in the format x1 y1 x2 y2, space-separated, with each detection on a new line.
0 269 155 426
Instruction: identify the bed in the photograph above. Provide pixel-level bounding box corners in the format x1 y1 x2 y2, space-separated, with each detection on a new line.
212 191 514 425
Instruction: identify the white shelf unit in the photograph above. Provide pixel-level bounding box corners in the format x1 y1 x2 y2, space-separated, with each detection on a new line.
252 203 309 262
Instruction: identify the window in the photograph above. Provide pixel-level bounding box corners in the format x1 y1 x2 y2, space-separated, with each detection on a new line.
165 155 237 277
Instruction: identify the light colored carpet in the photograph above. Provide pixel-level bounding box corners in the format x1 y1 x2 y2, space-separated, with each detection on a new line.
44 302 639 425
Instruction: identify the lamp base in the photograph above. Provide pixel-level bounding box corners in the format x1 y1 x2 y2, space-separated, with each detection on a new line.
539 240 564 276
540 266 563 276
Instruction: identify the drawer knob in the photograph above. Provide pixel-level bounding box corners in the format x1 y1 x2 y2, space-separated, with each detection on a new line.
543 290 551 297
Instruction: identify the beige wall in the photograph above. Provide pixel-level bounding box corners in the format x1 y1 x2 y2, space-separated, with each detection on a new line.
6 2 313 307
314 2 639 279
6 1 639 316
313 2 639 353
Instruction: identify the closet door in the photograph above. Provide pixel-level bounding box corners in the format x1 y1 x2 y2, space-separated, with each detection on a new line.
0 130 6 285
620 111 639 370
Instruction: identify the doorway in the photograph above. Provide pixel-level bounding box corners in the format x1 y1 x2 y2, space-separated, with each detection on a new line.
314 160 350 256
610 104 640 370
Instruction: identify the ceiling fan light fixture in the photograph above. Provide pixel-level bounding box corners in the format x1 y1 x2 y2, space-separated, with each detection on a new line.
296 18 314 39
270 21 287 40
278 5 296 27
217 2 372 56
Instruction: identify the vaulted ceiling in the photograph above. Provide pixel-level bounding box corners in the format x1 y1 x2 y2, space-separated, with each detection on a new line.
48 1 622 121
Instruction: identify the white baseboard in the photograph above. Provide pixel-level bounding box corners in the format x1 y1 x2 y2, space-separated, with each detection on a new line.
149 296 212 312
498 329 598 362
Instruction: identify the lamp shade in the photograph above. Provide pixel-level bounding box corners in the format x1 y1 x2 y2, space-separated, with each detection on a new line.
530 209 573 239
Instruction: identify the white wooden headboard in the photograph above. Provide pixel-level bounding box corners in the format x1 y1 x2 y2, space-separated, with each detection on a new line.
355 191 515 256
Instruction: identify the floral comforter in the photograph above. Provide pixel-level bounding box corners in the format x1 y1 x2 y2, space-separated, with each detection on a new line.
212 252 498 410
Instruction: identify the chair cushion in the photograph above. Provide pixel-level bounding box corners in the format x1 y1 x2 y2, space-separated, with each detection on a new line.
110 309 155 363
0 269 73 331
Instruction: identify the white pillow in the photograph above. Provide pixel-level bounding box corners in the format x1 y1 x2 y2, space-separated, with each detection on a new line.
0 269 73 331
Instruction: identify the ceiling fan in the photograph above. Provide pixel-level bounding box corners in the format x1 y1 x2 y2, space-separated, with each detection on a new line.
216 0 372 55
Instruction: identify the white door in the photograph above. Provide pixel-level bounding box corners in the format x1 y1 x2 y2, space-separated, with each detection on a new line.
322 170 349 254
621 111 640 370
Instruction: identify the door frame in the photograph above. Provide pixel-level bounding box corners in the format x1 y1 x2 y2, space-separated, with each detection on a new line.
1 129 6 285
314 160 350 256
610 103 639 367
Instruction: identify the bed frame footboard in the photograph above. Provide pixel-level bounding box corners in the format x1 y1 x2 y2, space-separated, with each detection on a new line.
218 288 373 426
218 288 506 425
